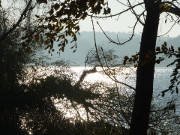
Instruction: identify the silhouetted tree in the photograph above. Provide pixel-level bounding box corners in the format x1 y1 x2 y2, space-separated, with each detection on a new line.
1 0 180 134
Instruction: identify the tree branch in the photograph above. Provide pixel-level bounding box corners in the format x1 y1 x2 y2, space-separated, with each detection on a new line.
161 2 180 17
166 6 180 17
0 0 32 42
75 66 97 86
88 2 144 19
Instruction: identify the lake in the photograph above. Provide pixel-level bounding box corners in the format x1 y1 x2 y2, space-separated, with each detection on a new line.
25 65 180 133
43 66 178 120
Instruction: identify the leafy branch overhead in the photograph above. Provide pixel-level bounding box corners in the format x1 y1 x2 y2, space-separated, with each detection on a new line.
2 0 180 54
30 0 180 52
21 0 110 54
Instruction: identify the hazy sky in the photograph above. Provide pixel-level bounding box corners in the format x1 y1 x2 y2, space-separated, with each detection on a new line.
80 1 180 38
2 0 180 37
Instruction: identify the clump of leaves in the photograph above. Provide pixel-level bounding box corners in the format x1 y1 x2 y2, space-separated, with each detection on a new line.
22 0 111 55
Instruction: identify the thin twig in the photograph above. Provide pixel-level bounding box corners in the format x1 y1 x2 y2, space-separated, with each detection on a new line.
0 0 33 42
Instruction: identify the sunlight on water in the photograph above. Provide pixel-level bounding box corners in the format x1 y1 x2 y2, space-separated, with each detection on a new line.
70 66 136 87
51 66 137 121
24 66 180 122
53 98 88 122
70 66 114 83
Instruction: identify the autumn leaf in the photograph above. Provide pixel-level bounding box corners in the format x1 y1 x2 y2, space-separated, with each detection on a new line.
61 46 64 52
164 41 167 46
178 47 180 52
73 19 78 22
134 64 138 68
164 4 169 8
34 34 39 41
124 56 129 60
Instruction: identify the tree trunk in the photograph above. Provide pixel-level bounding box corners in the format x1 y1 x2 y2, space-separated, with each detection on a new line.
129 1 161 134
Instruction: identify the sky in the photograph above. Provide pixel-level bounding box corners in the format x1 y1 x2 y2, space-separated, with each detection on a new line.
2 0 180 37
79 0 180 38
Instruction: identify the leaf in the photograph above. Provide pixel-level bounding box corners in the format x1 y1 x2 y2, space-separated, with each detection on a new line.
156 47 160 51
53 18 58 22
73 19 78 22
73 49 76 53
40 40 43 45
61 46 64 52
176 87 179 94
49 9 54 15
107 8 111 14
164 4 169 8
129 58 132 62
37 0 47 4
34 34 39 41
59 35 65 39
54 3 60 10
35 15 40 18
81 13 87 20
162 92 165 97
26 48 31 54
64 38 68 44
45 40 49 45
134 64 138 68
123 60 127 65
164 41 167 46
124 56 129 60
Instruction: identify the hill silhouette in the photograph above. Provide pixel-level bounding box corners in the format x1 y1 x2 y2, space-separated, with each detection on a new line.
38 32 180 67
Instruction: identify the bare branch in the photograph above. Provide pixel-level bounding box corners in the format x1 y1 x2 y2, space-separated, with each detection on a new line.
97 19 138 45
166 6 180 17
0 0 32 42
88 2 144 19
127 0 145 26
158 18 179 37
91 17 136 91
75 67 97 86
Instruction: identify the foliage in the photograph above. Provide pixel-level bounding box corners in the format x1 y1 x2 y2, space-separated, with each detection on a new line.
1 0 180 134
155 42 180 96
16 63 130 134
21 0 111 54
0 31 33 135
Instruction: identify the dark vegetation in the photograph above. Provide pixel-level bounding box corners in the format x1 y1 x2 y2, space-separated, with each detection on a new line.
0 29 179 134
0 32 130 134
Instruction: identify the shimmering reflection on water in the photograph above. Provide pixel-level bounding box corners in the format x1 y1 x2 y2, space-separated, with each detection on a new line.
27 66 179 121
66 67 180 119
52 66 137 120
